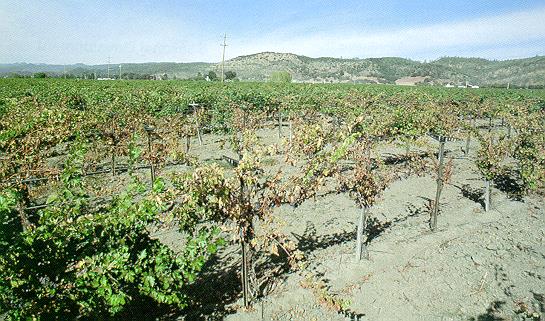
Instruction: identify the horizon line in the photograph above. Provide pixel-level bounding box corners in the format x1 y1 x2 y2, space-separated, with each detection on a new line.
1 51 544 66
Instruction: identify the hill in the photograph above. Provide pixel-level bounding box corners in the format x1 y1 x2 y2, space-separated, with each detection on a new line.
224 52 545 87
2 52 544 87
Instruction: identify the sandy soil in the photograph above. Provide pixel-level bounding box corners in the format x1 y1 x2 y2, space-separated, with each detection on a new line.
29 122 543 320
160 125 544 321
394 76 429 86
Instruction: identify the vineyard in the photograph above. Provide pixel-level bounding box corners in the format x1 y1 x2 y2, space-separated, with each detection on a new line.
0 78 544 320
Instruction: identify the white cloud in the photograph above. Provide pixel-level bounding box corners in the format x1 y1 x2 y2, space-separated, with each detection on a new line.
233 6 545 60
1 2 544 63
0 0 215 64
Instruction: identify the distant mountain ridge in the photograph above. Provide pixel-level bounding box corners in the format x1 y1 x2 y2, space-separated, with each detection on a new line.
2 52 544 87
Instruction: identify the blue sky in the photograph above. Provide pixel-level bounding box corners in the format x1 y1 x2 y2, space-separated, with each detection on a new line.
1 0 545 64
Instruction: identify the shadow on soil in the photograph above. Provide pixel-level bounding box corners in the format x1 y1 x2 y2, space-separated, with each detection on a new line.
534 292 545 313
114 251 243 321
392 201 431 226
493 170 525 201
468 300 508 321
306 271 367 321
180 253 242 321
175 243 294 320
382 151 431 166
149 210 394 320
293 219 392 257
117 298 180 321
452 184 485 208
468 296 545 321
453 169 525 204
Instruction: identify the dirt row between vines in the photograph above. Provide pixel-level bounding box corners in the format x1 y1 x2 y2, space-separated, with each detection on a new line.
137 127 543 321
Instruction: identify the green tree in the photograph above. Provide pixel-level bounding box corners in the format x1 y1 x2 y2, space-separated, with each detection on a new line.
8 73 25 78
224 70 237 80
33 72 47 78
269 71 292 83
208 71 217 81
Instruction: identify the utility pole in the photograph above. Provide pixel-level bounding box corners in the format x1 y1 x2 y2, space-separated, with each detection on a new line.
107 56 111 79
63 65 66 79
221 33 228 83
119 65 122 80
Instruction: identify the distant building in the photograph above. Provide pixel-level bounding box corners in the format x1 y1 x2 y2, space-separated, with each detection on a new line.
458 81 480 88
445 83 455 88
454 82 480 88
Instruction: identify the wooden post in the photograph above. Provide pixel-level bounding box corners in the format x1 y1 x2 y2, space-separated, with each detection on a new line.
366 142 372 170
238 152 251 308
484 180 491 212
17 202 30 231
111 148 116 176
197 118 203 146
355 206 369 261
111 119 116 176
241 227 250 308
277 110 282 139
465 117 475 156
288 116 293 146
356 208 364 261
241 239 249 307
17 204 30 231
464 134 471 157
179 107 191 154
144 125 156 186
185 135 191 154
243 109 248 132
17 184 30 231
431 137 445 231
190 103 203 146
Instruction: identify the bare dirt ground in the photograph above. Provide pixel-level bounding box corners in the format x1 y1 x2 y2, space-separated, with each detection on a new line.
143 124 543 321
394 76 429 86
44 123 542 320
